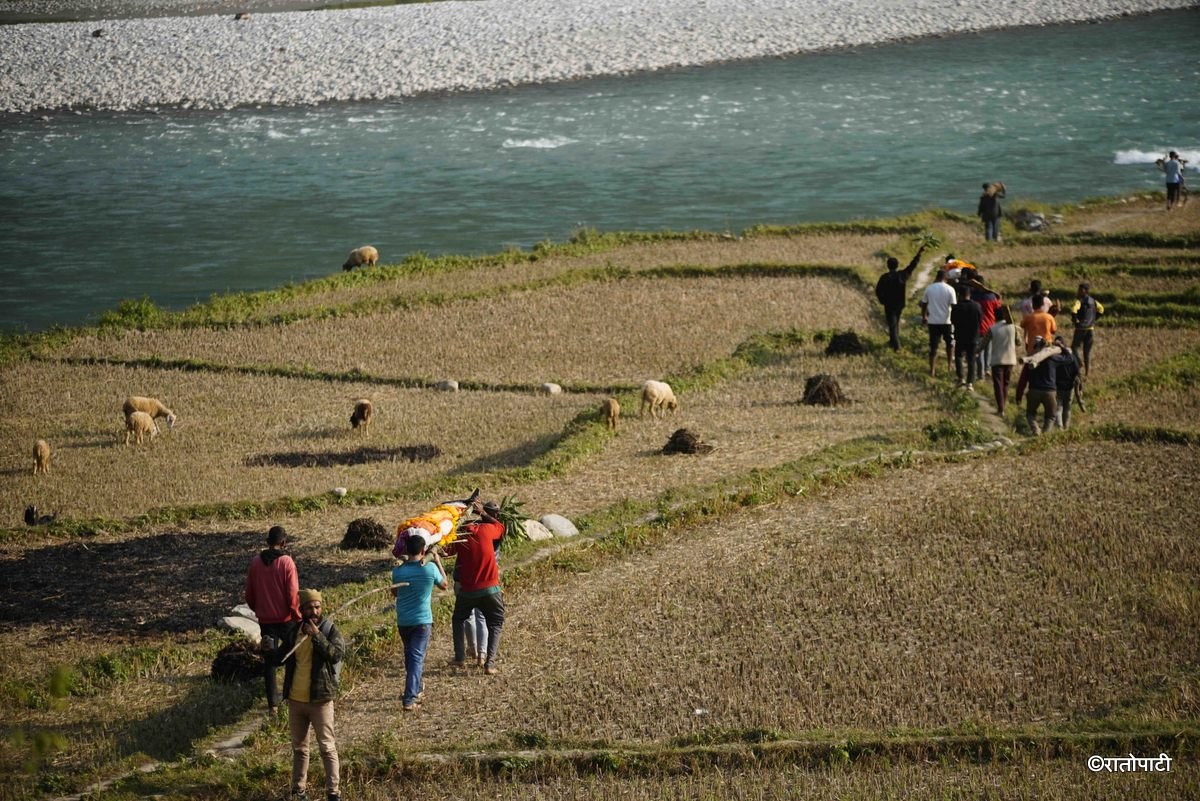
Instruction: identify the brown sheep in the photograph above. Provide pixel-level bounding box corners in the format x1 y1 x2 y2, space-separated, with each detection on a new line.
600 397 620 430
123 396 176 429
350 398 373 431
33 439 51 475
125 411 159 446
342 245 379 271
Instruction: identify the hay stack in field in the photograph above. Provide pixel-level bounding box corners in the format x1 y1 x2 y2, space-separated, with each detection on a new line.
803 374 849 406
662 428 713 455
825 331 868 356
341 517 391 550
211 639 263 683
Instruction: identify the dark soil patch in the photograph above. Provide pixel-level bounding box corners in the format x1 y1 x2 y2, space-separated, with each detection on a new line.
212 639 264 683
341 517 392 550
0 532 373 634
662 428 714 455
825 331 868 356
244 444 441 468
803 374 850 406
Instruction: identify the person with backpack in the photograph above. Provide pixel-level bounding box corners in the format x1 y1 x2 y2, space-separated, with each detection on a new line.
874 244 926 351
273 588 345 801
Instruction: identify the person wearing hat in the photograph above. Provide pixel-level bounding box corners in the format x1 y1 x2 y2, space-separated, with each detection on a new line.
445 499 506 674
278 588 345 801
245 525 301 716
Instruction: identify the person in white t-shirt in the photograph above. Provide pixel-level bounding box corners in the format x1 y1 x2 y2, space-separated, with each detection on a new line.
920 269 958 378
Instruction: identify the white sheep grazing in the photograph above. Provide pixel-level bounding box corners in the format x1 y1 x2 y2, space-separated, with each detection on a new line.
123 396 176 429
125 411 159 446
350 398 373 431
640 380 678 419
33 439 51 475
600 397 620 430
342 245 379 271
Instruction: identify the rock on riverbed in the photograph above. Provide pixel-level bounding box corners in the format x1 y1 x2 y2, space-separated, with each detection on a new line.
0 0 1191 113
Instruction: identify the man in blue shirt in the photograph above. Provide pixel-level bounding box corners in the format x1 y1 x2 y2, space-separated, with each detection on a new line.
391 537 447 712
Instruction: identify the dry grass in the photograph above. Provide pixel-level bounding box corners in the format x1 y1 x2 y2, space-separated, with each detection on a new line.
258 233 904 319
341 760 1196 801
0 361 593 521
513 344 942 518
1087 387 1200 433
338 441 1200 748
50 275 874 385
1072 328 1200 382
1055 194 1200 236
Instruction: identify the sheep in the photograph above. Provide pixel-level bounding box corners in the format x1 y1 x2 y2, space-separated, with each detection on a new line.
640 380 678 419
350 398 373 431
600 397 620 430
342 245 379 271
33 439 51 475
125 410 159 446
123 396 176 429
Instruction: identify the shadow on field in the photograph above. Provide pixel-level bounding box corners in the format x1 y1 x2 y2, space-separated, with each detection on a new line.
117 675 257 762
451 435 560 474
0 532 375 633
244 444 441 468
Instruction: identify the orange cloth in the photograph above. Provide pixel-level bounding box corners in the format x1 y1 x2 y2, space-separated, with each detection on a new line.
398 503 466 548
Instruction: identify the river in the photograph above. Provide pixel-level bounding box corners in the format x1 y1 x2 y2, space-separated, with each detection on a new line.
0 8 1195 332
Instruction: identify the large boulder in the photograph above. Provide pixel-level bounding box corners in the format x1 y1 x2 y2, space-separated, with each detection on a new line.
522 519 554 542
540 514 579 538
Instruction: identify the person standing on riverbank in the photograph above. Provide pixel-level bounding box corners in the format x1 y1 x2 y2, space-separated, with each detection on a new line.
245 525 301 717
978 182 1005 241
874 244 926 351
1158 151 1184 210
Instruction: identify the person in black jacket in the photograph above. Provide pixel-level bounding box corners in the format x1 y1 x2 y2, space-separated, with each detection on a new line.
1051 335 1081 429
874 244 926 351
951 286 983 389
978 182 1004 241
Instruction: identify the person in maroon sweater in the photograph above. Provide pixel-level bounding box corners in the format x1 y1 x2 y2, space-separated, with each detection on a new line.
445 500 505 674
245 525 301 715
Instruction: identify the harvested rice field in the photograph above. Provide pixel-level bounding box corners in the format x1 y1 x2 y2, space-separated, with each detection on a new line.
1 197 1196 801
51 274 874 385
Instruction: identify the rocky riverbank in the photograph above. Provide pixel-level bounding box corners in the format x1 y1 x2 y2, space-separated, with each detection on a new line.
0 0 1193 113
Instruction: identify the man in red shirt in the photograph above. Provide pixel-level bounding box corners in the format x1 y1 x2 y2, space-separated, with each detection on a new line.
245 525 301 715
445 499 505 674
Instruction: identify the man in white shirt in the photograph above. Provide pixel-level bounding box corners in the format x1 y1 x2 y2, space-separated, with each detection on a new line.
920 269 958 378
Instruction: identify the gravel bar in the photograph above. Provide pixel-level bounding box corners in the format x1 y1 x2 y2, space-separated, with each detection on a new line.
0 0 1193 114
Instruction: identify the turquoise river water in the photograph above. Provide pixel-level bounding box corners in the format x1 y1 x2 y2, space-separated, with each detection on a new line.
0 9 1197 332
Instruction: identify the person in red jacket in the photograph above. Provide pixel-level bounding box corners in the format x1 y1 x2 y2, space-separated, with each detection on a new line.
445 499 505 674
245 525 301 715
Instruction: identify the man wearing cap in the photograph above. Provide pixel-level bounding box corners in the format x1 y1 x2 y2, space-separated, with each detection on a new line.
446 499 506 674
279 588 344 801
245 525 301 716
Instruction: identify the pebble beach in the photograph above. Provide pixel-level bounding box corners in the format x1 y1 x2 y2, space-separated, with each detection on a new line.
0 0 1194 114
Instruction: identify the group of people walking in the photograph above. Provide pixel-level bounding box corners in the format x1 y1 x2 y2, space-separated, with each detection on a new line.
879 248 1103 435
243 494 508 801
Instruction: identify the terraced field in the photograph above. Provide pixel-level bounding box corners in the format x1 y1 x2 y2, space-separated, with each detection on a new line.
1 196 1196 801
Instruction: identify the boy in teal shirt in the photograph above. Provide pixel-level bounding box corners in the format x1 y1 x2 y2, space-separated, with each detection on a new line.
391 537 447 711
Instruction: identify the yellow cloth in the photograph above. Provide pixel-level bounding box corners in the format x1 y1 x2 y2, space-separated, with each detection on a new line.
398 503 466 548
289 636 313 703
